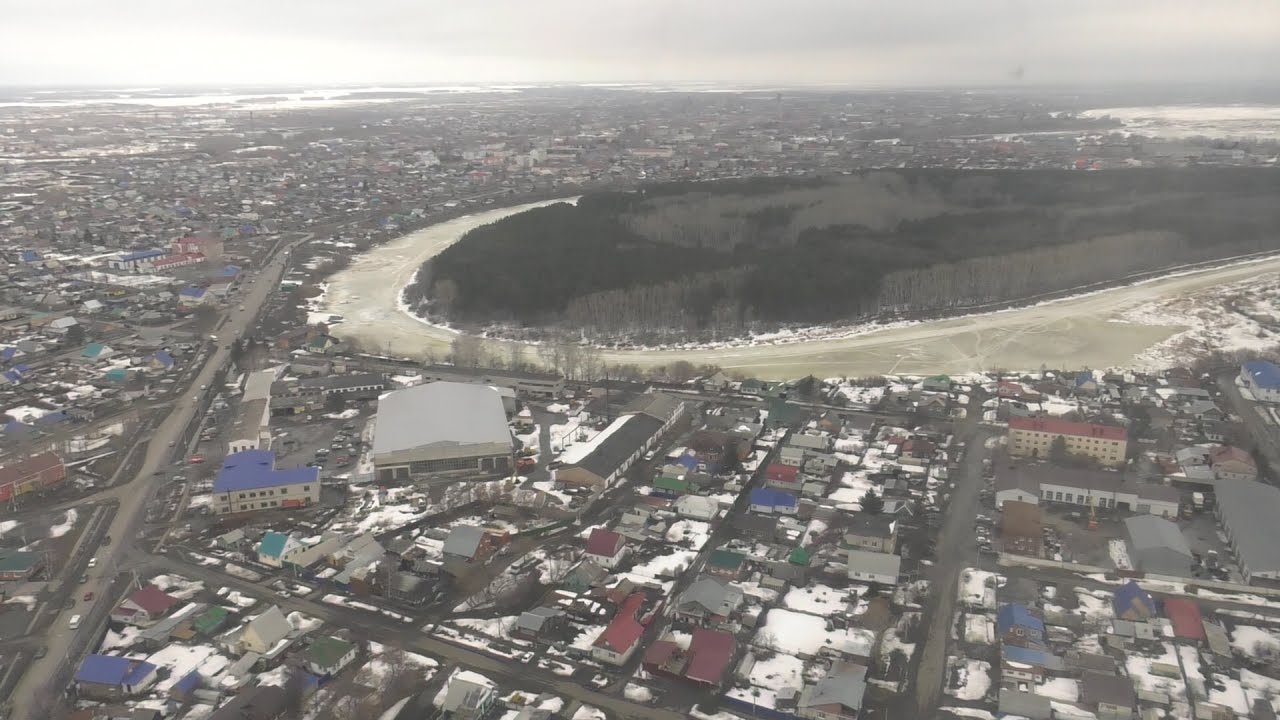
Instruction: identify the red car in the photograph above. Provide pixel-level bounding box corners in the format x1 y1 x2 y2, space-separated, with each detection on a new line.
83 592 94 602
189 454 205 464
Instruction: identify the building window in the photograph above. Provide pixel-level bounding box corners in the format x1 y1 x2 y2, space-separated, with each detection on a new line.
1055 492 1063 501
1065 494 1073 503
238 493 245 499
303 485 310 492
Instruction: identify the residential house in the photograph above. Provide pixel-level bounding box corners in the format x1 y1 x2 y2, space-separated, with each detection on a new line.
674 494 719 521
443 526 490 564
440 672 498 720
304 636 358 678
1241 360 1280 403
256 532 307 568
705 550 747 580
843 514 896 554
241 606 292 655
513 607 567 643
996 604 1046 648
643 629 737 688
1113 581 1156 621
674 577 743 627
584 528 627 569
749 487 798 515
592 593 647 665
846 549 901 586
562 560 607 593
796 662 868 720
1080 671 1136 720
74 656 159 701
110 584 179 626
1209 446 1257 481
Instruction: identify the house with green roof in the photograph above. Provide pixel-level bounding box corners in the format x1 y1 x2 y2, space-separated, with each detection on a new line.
305 636 358 678
922 375 952 392
80 343 115 362
652 475 690 498
706 549 746 580
192 606 230 636
256 532 306 568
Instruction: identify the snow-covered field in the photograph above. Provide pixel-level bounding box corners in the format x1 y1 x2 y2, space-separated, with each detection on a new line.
782 584 851 616
325 195 1280 378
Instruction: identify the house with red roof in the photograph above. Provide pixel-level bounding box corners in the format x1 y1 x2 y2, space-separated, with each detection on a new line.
1162 598 1206 644
585 528 627 569
1208 446 1257 482
642 629 736 687
1007 416 1128 467
591 593 647 665
765 463 801 491
111 584 179 626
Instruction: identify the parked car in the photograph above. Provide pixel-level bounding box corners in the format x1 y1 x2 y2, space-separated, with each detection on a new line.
68 615 82 629
83 592 94 602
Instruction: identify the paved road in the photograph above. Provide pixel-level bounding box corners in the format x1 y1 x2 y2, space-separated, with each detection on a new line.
143 553 680 720
1216 371 1280 479
913 398 993 719
8 233 312 720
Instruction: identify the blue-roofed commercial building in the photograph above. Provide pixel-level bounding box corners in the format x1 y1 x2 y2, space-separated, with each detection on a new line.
211 450 320 515
107 249 166 273
1242 360 1280 403
74 654 159 700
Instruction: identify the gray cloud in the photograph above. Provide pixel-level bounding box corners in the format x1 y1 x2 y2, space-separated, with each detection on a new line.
1 0 1277 86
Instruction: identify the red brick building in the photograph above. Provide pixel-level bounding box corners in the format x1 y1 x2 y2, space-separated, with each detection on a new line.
0 452 66 503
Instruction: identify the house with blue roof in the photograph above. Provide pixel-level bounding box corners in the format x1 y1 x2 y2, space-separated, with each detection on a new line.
1113 580 1156 621
74 654 159 700
996 603 1046 648
673 452 699 472
178 287 209 307
0 346 22 363
107 249 165 272
1001 644 1064 685
1 369 24 385
220 265 241 278
18 250 41 264
212 450 320 515
1242 360 1280 403
749 487 798 515
149 350 175 372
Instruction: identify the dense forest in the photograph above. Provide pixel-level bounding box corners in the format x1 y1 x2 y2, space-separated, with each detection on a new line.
405 169 1280 342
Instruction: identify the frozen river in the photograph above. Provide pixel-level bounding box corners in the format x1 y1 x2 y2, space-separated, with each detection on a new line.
322 199 1280 379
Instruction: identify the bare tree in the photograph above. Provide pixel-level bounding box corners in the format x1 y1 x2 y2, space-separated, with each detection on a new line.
538 341 564 374
579 344 603 382
450 335 483 367
560 339 581 381
505 342 527 371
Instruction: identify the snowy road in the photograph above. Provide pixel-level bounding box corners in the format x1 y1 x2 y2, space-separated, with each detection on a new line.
323 199 1280 379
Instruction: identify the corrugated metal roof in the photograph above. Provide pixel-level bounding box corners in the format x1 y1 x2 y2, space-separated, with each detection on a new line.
371 382 511 457
1214 478 1280 574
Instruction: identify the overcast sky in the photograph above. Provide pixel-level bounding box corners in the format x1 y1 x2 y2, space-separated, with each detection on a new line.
3 0 1278 87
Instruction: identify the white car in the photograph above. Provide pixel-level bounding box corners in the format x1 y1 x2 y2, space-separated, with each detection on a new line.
69 614 82 629
87 558 97 568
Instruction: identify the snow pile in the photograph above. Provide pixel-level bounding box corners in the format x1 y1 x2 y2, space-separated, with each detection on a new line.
49 509 78 538
945 658 991 701
1108 539 1132 571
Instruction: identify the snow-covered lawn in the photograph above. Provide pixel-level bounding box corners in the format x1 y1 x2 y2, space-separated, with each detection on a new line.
753 609 870 658
1231 625 1280 659
149 574 204 599
624 684 655 703
665 520 712 550
49 509 78 538
1036 677 1080 702
958 569 1002 610
453 615 520 639
945 658 991 701
359 641 439 685
783 584 850 617
630 549 697 580
962 614 994 645
1126 643 1185 697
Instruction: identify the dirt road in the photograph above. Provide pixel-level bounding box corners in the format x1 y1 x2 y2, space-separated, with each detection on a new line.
323 199 1280 379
